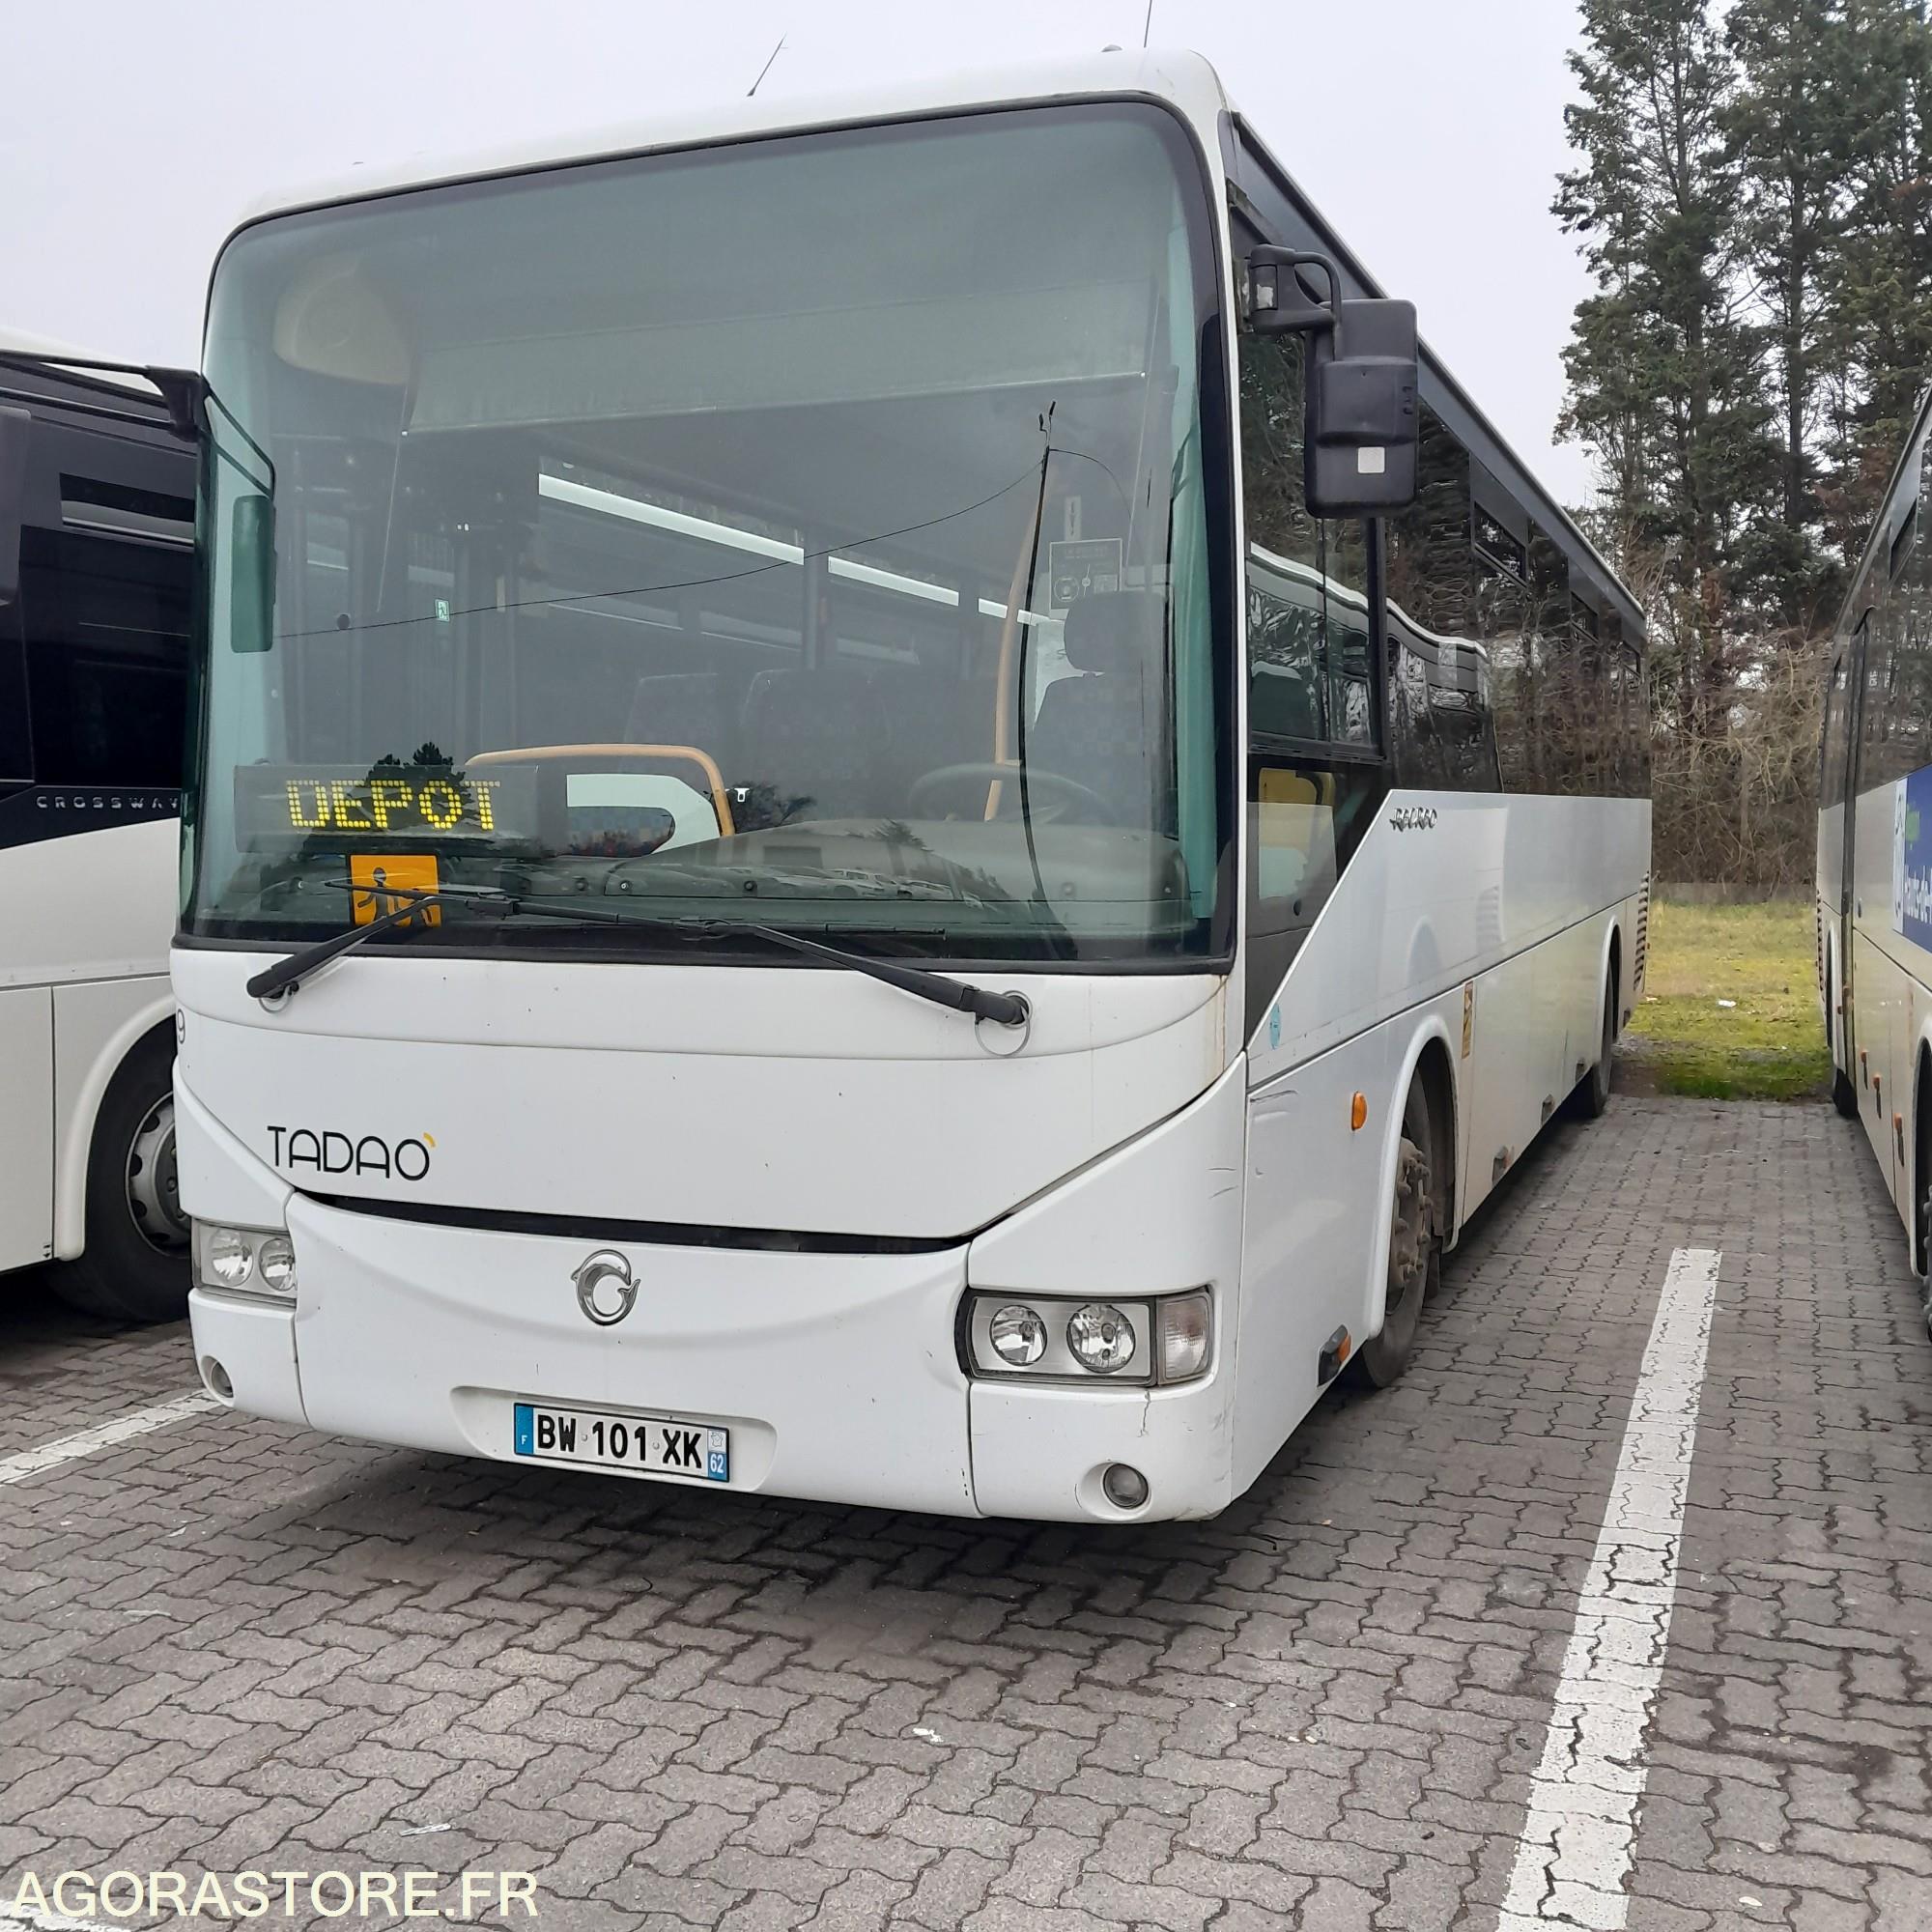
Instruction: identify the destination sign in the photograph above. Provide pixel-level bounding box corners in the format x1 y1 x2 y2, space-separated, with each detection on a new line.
233 764 537 847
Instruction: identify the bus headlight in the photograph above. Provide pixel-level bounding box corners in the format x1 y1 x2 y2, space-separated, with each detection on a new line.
964 1291 1210 1385
1066 1303 1136 1375
257 1236 298 1295
203 1226 255 1289
989 1304 1047 1367
194 1223 297 1301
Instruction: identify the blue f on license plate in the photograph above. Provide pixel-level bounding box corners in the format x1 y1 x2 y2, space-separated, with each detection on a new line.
513 1402 729 1482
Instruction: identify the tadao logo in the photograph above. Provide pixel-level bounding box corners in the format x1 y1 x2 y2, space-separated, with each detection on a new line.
267 1126 436 1181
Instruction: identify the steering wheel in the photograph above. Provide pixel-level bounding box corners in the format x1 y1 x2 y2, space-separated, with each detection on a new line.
907 761 1120 825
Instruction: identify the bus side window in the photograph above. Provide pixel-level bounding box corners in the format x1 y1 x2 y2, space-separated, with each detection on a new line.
19 528 190 789
0 590 27 786
1237 322 1385 1037
1821 656 1847 808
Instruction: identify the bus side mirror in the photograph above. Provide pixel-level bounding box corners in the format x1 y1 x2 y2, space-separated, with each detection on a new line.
231 495 276 651
0 407 28 609
1307 299 1418 516
1243 248 1420 516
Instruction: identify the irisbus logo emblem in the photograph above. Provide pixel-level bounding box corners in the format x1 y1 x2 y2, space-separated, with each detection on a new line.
573 1250 639 1327
266 1126 435 1181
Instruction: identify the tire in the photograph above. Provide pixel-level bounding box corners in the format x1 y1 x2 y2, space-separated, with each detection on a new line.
1352 1079 1439 1390
1829 971 1860 1119
1833 1066 1860 1120
50 1032 190 1324
1572 978 1616 1121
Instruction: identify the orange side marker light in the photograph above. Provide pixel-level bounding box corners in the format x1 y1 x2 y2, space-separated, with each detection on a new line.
1350 1093 1368 1132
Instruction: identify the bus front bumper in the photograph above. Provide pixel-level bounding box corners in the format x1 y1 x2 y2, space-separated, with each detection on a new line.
185 1193 1234 1522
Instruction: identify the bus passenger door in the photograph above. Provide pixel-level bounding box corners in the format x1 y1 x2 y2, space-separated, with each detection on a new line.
0 577 54 1272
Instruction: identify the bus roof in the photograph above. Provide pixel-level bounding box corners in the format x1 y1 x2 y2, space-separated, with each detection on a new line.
231 47 1234 230
216 44 1640 641
0 326 162 400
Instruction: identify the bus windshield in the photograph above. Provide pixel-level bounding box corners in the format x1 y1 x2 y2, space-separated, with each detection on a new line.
187 103 1231 967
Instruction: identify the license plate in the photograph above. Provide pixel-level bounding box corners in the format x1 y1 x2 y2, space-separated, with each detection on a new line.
512 1402 729 1482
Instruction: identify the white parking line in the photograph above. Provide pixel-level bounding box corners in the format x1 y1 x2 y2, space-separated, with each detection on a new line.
1 1907 120 1932
1496 1245 1720 1932
0 1390 219 1489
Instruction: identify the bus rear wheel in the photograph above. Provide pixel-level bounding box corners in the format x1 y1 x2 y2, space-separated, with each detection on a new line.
51 1033 191 1325
1353 1081 1438 1389
1573 979 1616 1121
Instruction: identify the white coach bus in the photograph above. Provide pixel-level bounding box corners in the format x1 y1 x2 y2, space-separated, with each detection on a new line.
0 337 195 1320
1817 382 1932 1317
178 51 1650 1520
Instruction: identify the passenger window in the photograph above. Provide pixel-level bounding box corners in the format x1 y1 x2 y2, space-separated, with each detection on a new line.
1821 655 1848 808
19 527 190 788
0 597 27 784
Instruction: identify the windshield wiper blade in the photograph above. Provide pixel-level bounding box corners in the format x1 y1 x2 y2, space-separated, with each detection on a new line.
504 897 1030 1028
698 920 1030 1027
247 883 1030 1028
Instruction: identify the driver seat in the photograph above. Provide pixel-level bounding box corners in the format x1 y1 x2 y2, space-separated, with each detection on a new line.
1028 590 1165 829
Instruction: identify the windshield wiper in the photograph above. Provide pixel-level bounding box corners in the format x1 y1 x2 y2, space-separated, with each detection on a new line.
693 919 1029 1027
243 883 530 1000
245 883 1031 1028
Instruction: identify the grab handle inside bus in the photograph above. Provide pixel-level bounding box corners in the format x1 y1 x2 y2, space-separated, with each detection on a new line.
0 407 28 609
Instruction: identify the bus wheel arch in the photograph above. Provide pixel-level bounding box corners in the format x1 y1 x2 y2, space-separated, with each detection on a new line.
51 1021 189 1325
1574 923 1622 1121
1353 1032 1455 1389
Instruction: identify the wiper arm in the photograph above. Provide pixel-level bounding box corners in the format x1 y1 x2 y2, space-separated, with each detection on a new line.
243 882 621 1001
246 883 1031 1028
507 898 1030 1028
703 920 1030 1028
245 885 481 1000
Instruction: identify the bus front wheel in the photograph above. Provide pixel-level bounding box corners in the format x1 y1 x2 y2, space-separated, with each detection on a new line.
1353 1080 1438 1389
51 1032 191 1325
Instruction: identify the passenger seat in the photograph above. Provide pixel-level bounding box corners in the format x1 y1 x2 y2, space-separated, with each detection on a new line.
1028 590 1165 829
624 671 734 769
738 665 890 822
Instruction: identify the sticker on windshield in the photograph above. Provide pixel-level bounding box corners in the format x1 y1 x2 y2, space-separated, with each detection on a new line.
349 853 440 926
1047 538 1122 611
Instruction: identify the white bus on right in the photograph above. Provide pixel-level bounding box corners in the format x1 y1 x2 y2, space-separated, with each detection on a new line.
1819 384 1932 1317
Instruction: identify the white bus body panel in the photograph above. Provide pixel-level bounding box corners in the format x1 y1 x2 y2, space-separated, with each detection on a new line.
1849 781 1912 1215
0 990 55 1271
1246 791 1651 1218
0 814 178 990
1 815 178 1271
172 955 1230 1238
185 1044 1249 1520
1234 790 1649 1492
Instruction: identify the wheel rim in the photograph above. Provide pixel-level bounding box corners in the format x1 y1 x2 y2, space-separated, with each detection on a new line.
1386 1135 1431 1319
125 1095 189 1256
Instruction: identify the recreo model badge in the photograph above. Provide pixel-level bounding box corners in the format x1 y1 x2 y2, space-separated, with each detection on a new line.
267 1126 435 1180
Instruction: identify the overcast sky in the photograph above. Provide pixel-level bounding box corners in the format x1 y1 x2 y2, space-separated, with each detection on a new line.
1 0 1597 503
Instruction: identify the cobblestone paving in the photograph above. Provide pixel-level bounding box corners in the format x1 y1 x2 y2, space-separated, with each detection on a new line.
0 1097 1926 1930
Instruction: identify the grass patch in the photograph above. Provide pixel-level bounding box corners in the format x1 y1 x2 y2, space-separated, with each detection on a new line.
1623 899 1831 1102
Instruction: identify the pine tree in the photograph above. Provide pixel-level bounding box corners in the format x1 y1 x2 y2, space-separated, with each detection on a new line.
1817 0 1932 554
1722 0 1860 627
1556 0 1776 729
